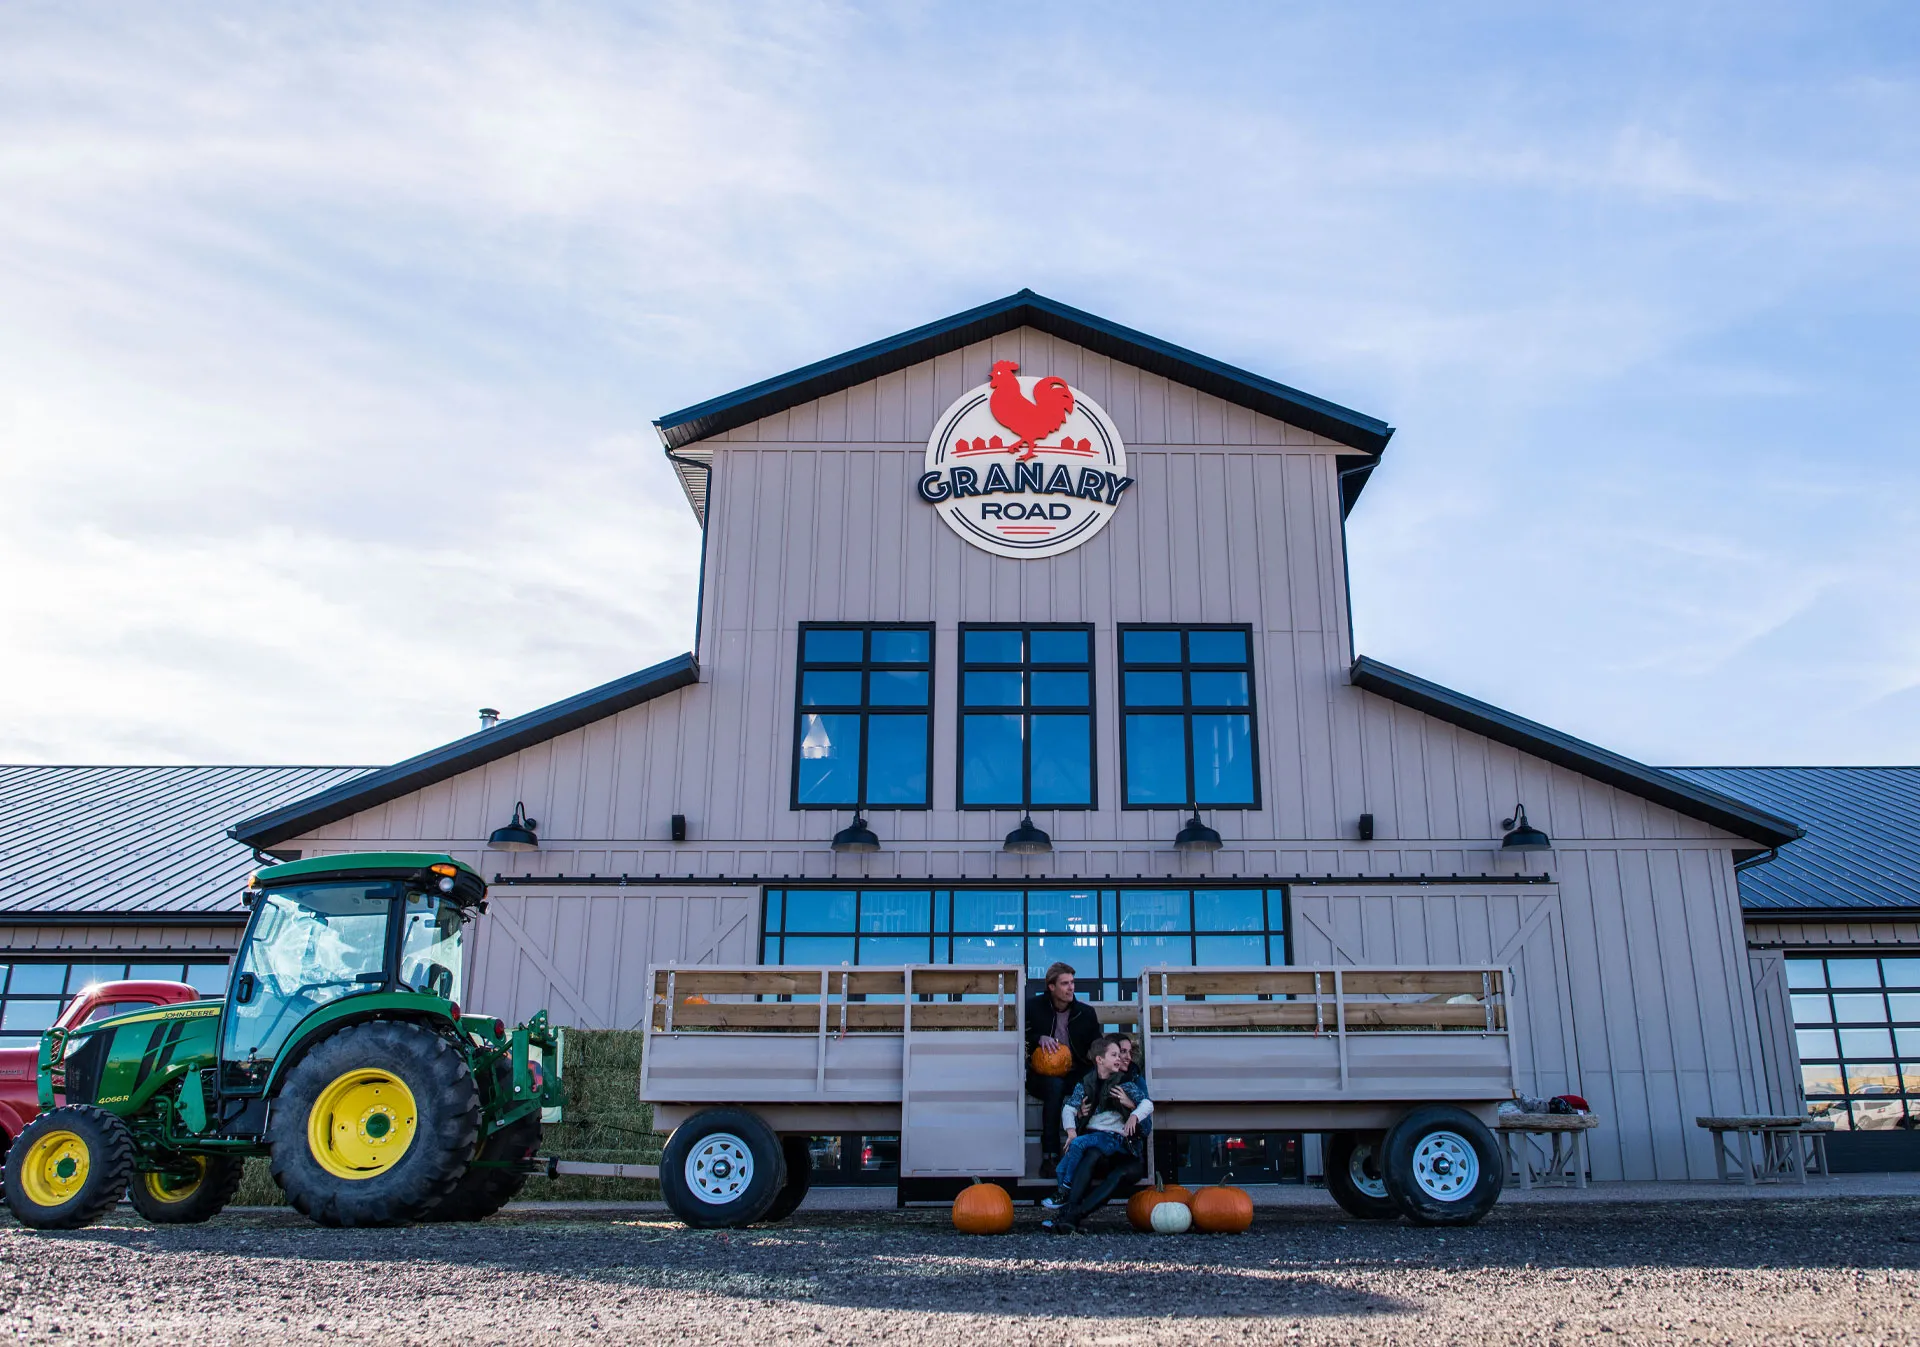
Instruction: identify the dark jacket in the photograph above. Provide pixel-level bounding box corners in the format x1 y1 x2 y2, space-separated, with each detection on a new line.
1025 992 1102 1072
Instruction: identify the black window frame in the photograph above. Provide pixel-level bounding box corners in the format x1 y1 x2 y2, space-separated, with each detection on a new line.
955 622 1098 812
1785 953 1920 1133
1116 622 1262 811
759 883 1292 1005
790 622 936 812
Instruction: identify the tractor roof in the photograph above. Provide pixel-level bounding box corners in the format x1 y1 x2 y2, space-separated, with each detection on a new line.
252 851 484 893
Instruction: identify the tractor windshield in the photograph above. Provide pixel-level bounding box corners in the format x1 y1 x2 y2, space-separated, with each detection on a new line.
223 881 398 1066
398 892 465 1004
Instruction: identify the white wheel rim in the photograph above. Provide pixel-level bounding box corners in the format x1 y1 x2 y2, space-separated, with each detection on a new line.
1348 1142 1388 1199
1411 1131 1479 1201
687 1133 754 1204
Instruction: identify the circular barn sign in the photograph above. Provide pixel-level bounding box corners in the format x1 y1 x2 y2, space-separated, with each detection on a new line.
917 361 1133 560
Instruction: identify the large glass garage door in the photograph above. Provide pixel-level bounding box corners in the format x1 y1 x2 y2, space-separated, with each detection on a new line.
760 885 1288 1004
1788 954 1920 1133
760 885 1293 1185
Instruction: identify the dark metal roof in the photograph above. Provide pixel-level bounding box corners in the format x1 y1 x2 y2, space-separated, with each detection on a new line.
653 290 1395 506
231 653 699 848
0 765 372 919
1350 657 1804 849
1667 767 1920 912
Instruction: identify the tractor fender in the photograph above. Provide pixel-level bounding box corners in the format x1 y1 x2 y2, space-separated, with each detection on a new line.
260 994 464 1100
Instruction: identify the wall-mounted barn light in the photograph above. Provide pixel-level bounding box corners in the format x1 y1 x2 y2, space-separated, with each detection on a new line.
487 801 540 852
1358 812 1375 841
1003 814 1052 855
1500 803 1552 852
831 814 881 853
1173 809 1222 853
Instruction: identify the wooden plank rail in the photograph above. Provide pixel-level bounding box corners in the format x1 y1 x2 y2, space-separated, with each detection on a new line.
1157 1002 1505 1030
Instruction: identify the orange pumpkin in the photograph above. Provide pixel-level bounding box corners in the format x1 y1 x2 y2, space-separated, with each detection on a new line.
682 994 709 1005
1126 1182 1194 1232
1030 1042 1074 1077
951 1180 1015 1235
1189 1185 1254 1233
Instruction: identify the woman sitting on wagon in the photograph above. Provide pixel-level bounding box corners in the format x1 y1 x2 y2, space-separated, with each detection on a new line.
1041 1034 1152 1231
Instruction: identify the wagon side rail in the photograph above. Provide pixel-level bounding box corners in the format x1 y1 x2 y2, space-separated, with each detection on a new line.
639 964 1023 1106
1137 965 1519 1103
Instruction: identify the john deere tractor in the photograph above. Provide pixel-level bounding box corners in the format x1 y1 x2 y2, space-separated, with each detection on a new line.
3 853 565 1230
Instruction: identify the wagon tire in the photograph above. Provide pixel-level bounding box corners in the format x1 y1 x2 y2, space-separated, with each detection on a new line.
1324 1130 1399 1220
758 1136 813 1224
128 1154 246 1225
1382 1105 1503 1227
268 1019 481 1228
659 1108 785 1229
5 1105 136 1230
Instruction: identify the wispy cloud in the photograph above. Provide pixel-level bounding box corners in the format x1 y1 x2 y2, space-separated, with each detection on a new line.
2 2 1917 764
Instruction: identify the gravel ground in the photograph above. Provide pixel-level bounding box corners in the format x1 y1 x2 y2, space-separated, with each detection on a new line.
2 1197 1916 1346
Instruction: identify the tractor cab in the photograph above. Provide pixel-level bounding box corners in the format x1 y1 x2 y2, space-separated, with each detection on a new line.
220 852 486 1091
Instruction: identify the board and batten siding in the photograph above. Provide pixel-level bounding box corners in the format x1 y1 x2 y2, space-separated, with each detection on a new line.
465 886 759 1031
274 327 1785 1180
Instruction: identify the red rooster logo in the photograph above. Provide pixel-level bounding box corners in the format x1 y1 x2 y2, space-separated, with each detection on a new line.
988 360 1074 460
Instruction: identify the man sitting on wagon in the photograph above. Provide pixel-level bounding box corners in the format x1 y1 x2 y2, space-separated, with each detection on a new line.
1025 961 1102 1177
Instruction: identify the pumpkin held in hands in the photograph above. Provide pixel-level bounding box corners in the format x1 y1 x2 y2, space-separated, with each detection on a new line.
951 1181 1015 1235
1126 1182 1194 1231
1030 1042 1074 1077
1190 1185 1254 1233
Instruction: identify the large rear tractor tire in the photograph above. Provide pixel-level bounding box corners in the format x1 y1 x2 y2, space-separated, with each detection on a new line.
659 1107 785 1228
128 1154 245 1225
1381 1105 1504 1227
758 1136 814 1224
268 1019 481 1227
1323 1130 1399 1220
5 1105 136 1230
423 1111 541 1222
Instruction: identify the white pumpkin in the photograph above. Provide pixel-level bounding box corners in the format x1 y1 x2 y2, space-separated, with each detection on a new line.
1150 1200 1192 1234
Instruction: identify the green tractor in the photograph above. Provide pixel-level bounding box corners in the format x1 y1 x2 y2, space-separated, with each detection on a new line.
3 853 565 1230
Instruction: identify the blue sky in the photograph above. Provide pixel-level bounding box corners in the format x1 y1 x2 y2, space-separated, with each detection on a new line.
1 2 1916 766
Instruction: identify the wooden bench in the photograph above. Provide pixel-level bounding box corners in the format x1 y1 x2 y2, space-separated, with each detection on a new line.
1695 1115 1829 1184
1497 1113 1597 1189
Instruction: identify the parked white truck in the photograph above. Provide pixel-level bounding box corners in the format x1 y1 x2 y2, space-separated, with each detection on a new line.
633 963 1517 1228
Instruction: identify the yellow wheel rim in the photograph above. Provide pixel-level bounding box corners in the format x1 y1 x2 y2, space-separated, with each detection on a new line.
20 1129 90 1208
140 1157 206 1204
308 1068 418 1180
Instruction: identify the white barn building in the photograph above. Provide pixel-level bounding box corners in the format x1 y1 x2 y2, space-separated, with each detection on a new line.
231 291 1814 1184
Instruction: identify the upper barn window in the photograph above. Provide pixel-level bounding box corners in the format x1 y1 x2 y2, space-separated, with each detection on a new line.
958 625 1095 809
1119 625 1260 809
792 624 933 809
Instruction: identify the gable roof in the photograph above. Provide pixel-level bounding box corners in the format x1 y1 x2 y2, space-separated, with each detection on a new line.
230 653 698 848
0 764 372 919
654 289 1395 515
1350 656 1803 848
1667 767 1920 912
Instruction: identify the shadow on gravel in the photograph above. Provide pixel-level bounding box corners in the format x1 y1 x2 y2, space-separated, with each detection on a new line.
9 1194 1916 1318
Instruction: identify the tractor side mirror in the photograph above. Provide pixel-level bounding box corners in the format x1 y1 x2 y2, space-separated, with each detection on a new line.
235 972 257 1005
425 964 453 999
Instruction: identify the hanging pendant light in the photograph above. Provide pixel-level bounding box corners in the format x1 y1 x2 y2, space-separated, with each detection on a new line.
1003 814 1052 855
1174 809 1223 853
831 813 881 853
1500 803 1552 852
487 801 540 852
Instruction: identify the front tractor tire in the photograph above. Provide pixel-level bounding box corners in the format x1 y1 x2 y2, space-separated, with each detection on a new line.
128 1154 246 1225
268 1020 481 1227
659 1108 786 1228
4 1105 136 1231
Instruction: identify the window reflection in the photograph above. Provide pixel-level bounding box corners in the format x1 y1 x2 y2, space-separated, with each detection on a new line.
1786 955 1918 1133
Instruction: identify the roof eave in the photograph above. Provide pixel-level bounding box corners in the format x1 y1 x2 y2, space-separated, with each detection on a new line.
1349 656 1804 849
230 653 700 848
652 289 1394 466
